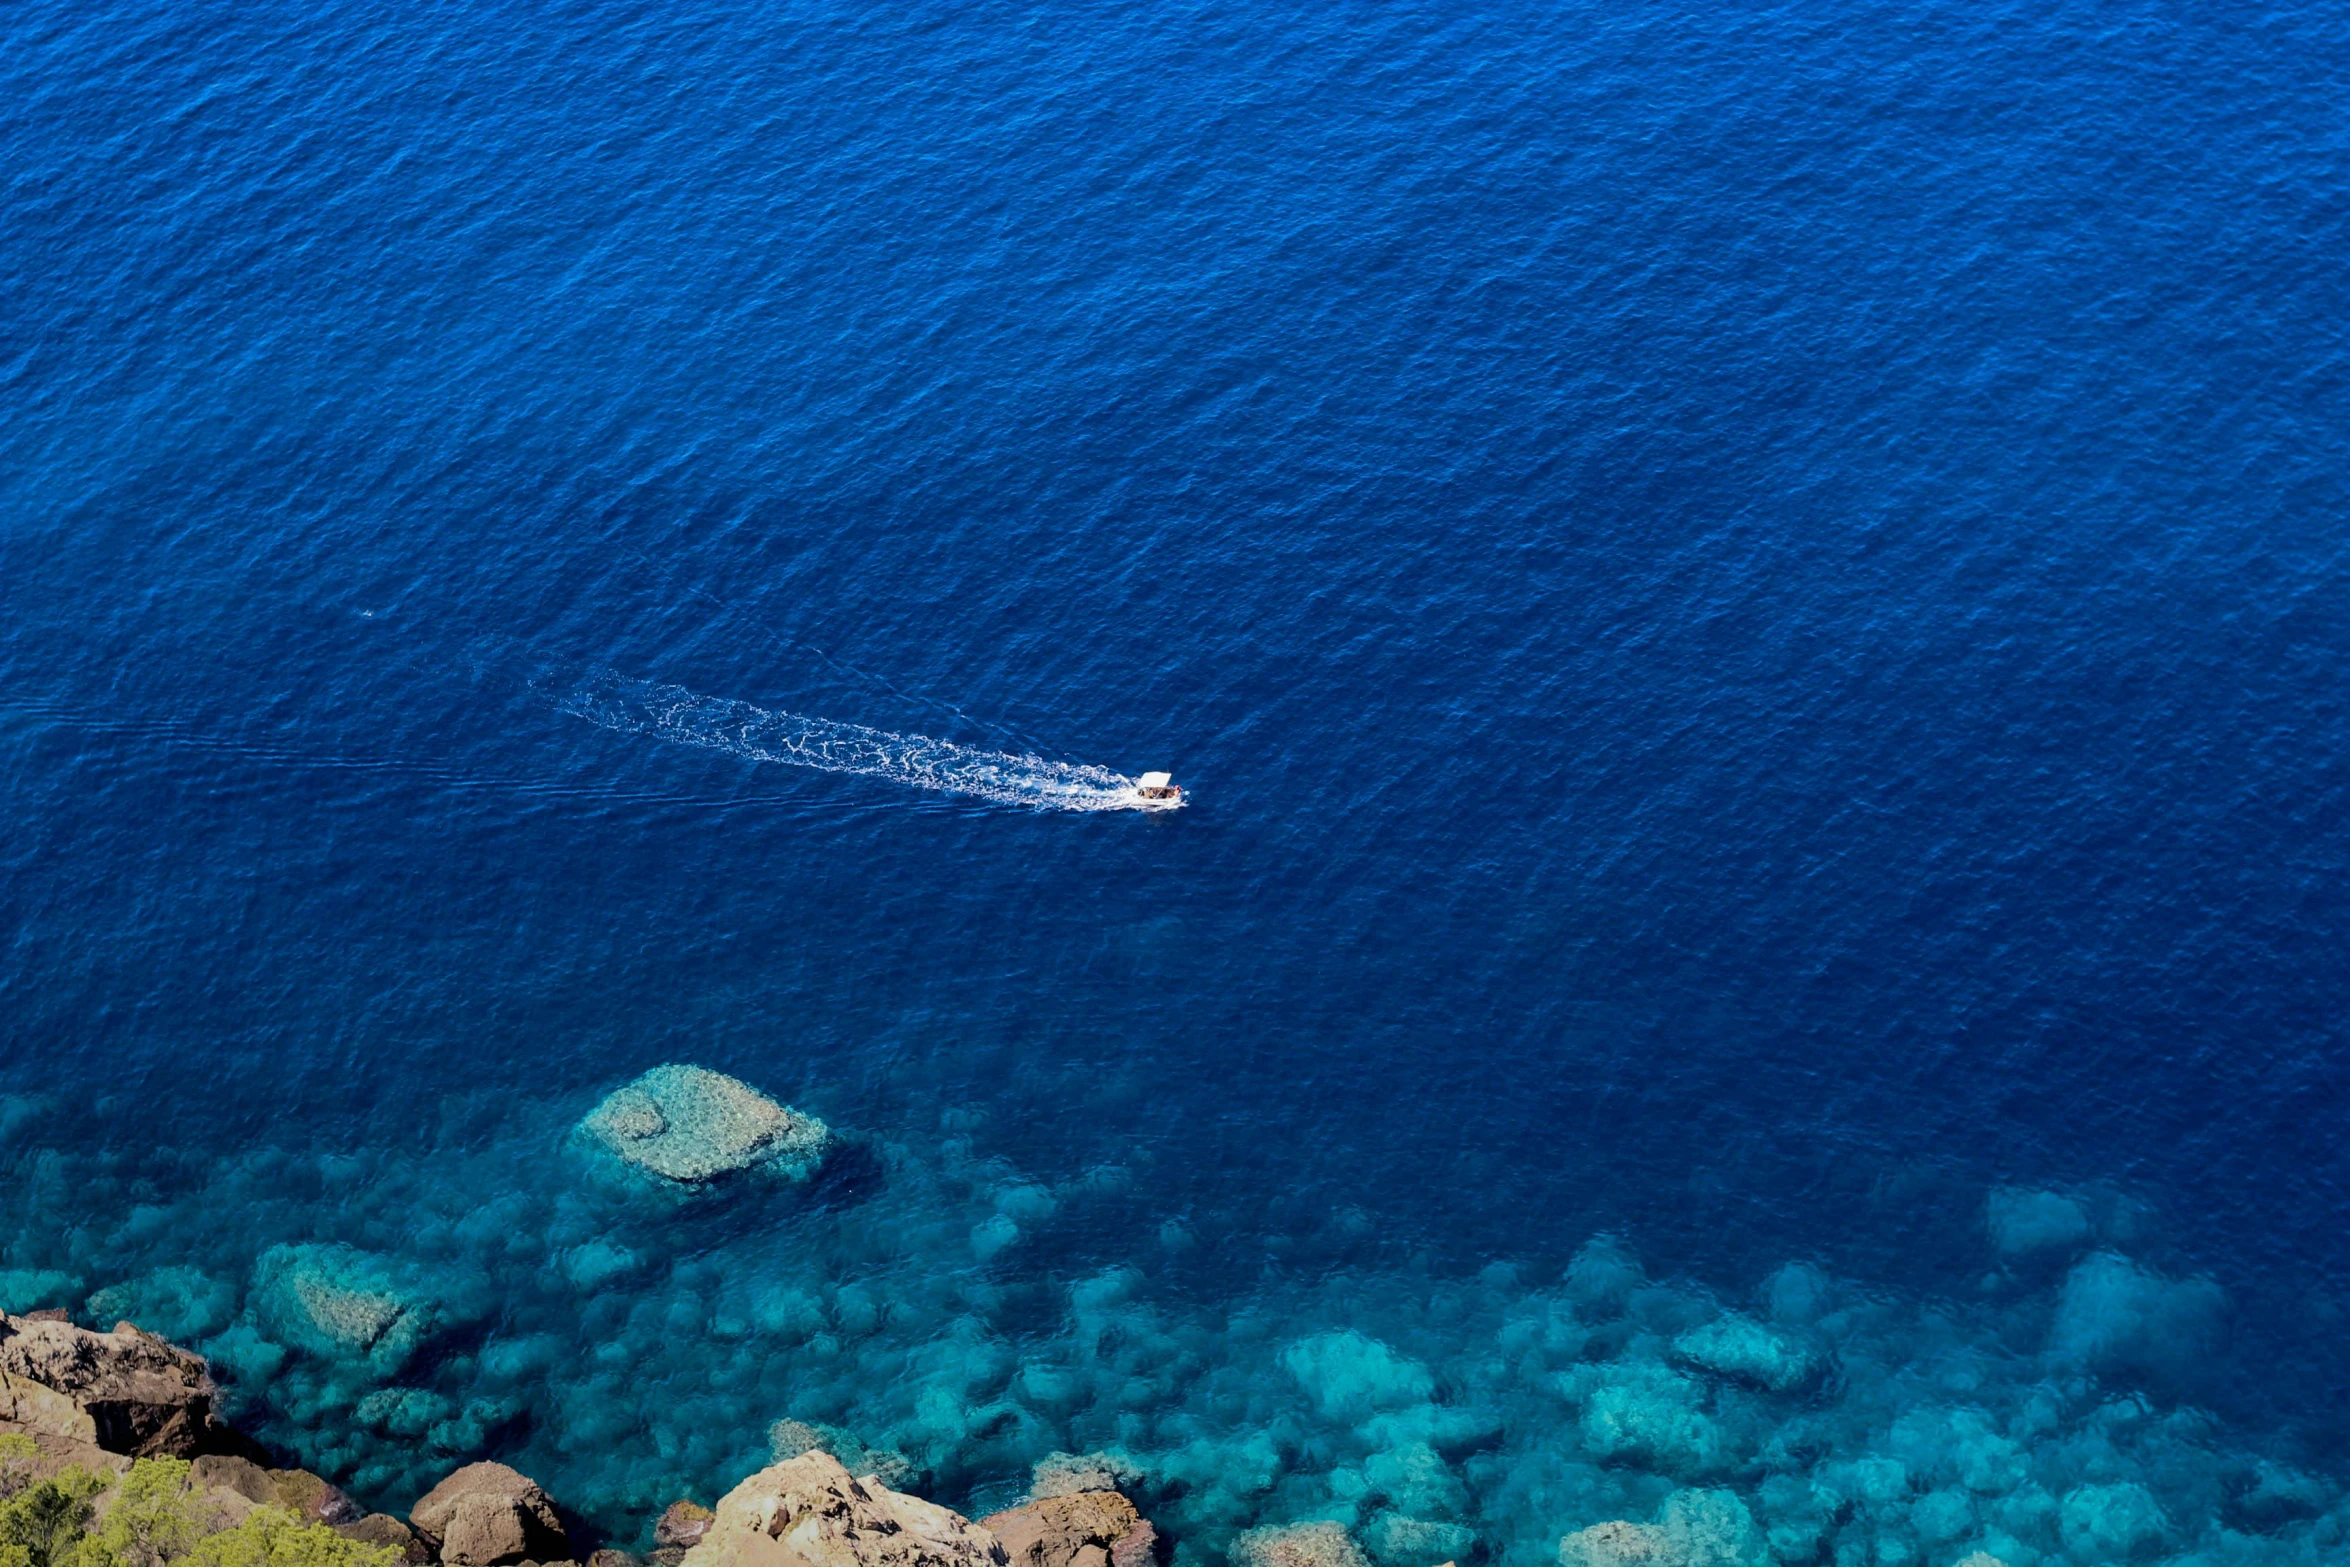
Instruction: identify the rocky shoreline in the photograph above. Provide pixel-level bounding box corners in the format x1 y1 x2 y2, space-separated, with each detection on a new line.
0 1308 1164 1567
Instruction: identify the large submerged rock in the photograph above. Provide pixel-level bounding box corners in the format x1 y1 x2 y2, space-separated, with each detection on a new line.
1669 1316 1816 1393
1229 1523 1370 1567
582 1065 832 1186
251 1244 443 1377
0 1309 225 1457
683 1450 1006 1567
1558 1490 1764 1567
410 1461 571 1567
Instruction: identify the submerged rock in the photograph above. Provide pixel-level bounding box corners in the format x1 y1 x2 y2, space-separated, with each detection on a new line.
1558 1490 1763 1567
1985 1189 2092 1258
1669 1316 1816 1393
683 1450 1007 1567
1229 1523 1371 1567
1557 1361 1732 1477
1557 1521 1669 1567
409 1461 571 1567
767 1418 916 1489
1359 1514 1472 1567
2056 1482 2168 1560
87 1268 240 1346
2046 1251 2227 1398
1028 1453 1143 1502
581 1065 833 1186
978 1490 1150 1567
1281 1333 1435 1425
0 1308 226 1457
0 1272 79 1317
251 1244 443 1377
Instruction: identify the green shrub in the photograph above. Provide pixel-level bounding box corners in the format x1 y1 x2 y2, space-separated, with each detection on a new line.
0 1436 39 1501
184 1511 395 1567
63 1459 213 1567
12 1460 390 1567
0 1465 107 1567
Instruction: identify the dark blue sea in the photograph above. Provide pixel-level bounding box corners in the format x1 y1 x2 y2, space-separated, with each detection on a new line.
7 0 2350 1561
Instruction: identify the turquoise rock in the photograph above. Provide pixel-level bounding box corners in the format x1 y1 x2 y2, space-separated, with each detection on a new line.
1282 1331 1435 1424
1557 1487 1764 1567
0 1268 78 1315
1671 1315 1817 1393
87 1266 238 1343
1559 1361 1731 1477
1360 1512 1472 1567
1361 1440 1467 1518
2057 1482 2167 1561
251 1243 443 1377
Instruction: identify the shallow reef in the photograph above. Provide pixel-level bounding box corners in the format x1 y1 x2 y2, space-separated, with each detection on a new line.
1 1079 2345 1567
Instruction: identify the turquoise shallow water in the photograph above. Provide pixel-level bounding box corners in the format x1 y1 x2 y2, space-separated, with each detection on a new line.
6 0 2350 1561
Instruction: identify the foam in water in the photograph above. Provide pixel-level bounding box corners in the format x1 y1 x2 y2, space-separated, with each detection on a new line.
558 672 1165 812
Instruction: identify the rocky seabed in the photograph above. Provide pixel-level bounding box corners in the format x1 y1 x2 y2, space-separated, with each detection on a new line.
3 1068 2347 1567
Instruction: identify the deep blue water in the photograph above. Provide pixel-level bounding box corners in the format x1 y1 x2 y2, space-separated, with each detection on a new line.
7 0 2350 1558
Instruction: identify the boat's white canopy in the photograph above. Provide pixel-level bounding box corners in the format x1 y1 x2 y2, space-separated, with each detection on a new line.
1138 771 1173 789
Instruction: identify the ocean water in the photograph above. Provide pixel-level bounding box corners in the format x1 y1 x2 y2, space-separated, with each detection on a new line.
6 0 2350 1560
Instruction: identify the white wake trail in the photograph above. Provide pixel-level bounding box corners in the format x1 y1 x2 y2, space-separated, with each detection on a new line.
560 672 1154 811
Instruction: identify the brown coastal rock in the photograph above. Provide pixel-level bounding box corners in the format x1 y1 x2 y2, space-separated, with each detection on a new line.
0 1424 128 1489
0 1310 224 1457
1106 1524 1155 1567
978 1492 1150 1567
190 1455 362 1526
337 1515 433 1565
682 1451 1006 1567
410 1461 571 1567
658 1502 717 1550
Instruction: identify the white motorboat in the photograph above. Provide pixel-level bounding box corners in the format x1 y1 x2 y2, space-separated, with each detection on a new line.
1131 771 1185 809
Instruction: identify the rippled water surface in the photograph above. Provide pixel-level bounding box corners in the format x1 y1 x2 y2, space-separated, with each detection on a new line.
6 0 2350 1558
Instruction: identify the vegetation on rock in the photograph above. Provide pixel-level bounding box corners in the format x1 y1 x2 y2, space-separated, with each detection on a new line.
0 1458 389 1567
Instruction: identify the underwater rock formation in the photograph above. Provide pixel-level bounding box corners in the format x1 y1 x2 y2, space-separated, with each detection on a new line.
1556 1489 1762 1567
0 1308 227 1457
2046 1251 2226 1387
1358 1513 1470 1567
252 1245 446 1379
1280 1334 1434 1426
1228 1521 1370 1567
767 1418 917 1490
409 1460 571 1567
683 1450 1008 1567
1985 1188 2092 1259
13 1104 2350 1567
88 1267 241 1347
1666 1317 1814 1394
581 1066 833 1186
1555 1361 1732 1478
1028 1454 1144 1502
